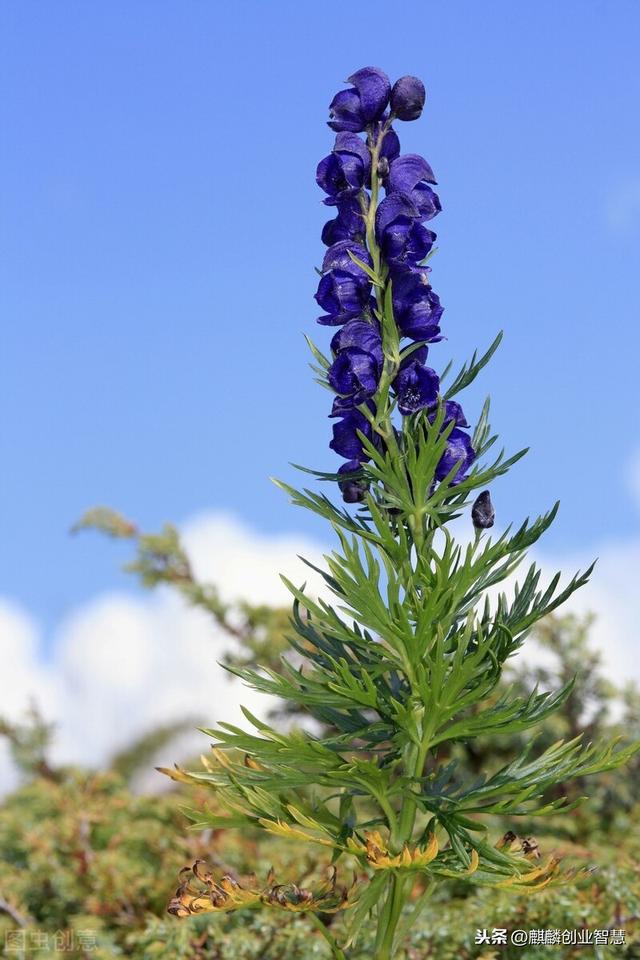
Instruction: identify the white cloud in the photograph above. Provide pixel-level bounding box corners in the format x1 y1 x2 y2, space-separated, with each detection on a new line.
0 513 328 796
534 536 640 690
0 509 638 797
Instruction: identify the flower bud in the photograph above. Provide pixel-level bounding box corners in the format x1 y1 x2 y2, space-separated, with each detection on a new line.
472 490 495 529
377 156 390 179
338 460 369 503
390 75 426 121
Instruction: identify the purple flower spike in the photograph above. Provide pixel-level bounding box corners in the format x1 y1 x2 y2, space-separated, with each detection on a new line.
317 69 466 491
391 76 426 121
393 360 439 415
328 66 390 131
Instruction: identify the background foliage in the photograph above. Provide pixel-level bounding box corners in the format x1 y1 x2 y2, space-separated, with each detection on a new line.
1 520 638 957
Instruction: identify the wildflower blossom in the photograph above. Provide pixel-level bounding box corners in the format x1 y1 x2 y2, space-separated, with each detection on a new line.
390 75 426 121
328 67 391 132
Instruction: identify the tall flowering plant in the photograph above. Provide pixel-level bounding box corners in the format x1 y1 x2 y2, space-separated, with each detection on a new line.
165 69 638 959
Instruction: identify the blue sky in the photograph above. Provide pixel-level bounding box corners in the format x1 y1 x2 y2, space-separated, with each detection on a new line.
1 0 639 637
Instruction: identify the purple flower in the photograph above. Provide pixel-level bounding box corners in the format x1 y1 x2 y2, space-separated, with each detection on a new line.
391 76 426 121
387 155 440 221
315 271 370 325
330 318 382 359
374 126 401 179
399 344 429 366
329 408 374 461
393 358 439 415
316 133 371 206
337 460 369 503
441 400 469 428
328 320 383 403
391 266 443 341
328 348 380 402
472 490 495 529
427 399 470 429
322 198 366 246
330 394 358 417
328 67 391 132
322 240 372 275
316 242 373 325
376 194 436 264
435 428 476 484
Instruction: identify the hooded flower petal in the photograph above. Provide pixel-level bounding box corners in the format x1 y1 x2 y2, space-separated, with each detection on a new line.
316 243 373 324
327 87 363 132
391 75 426 121
399 295 443 341
334 132 371 173
441 400 469 428
346 66 391 122
322 240 372 275
328 67 390 131
435 428 476 484
330 394 358 417
337 460 369 503
399 344 429 367
376 194 436 264
387 154 440 220
328 347 380 402
315 270 370 325
322 198 366 246
375 193 417 233
388 153 437 189
393 360 439 414
391 265 443 341
316 156 366 207
330 319 382 364
329 408 373 461
379 127 400 163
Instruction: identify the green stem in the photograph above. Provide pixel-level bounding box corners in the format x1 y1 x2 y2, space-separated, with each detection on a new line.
395 716 437 850
308 911 347 960
364 123 400 440
376 874 409 960
363 120 435 960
